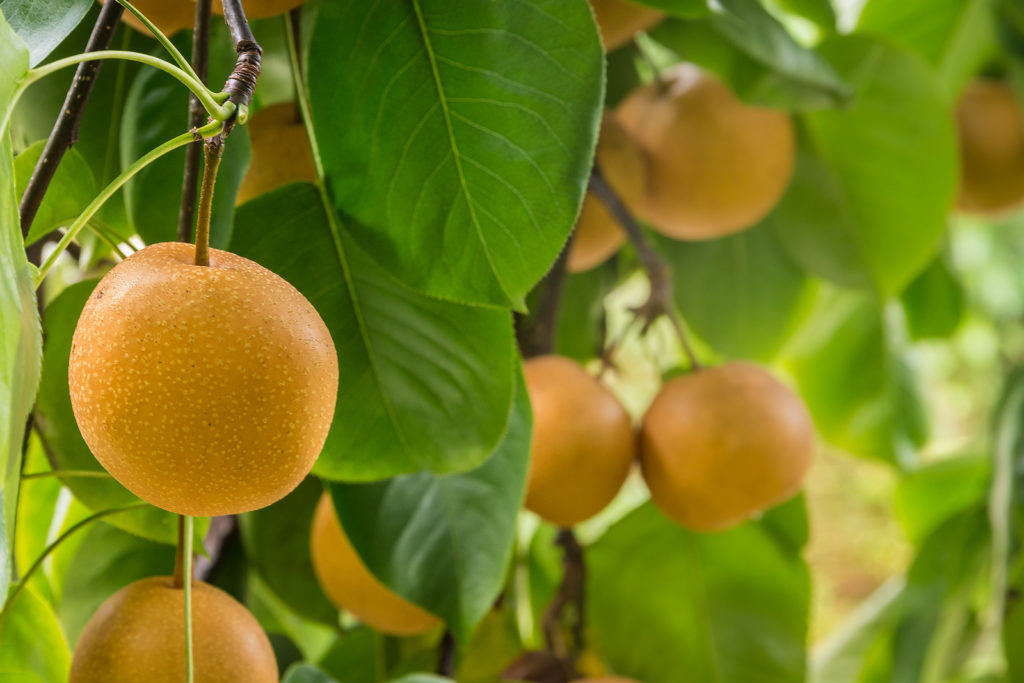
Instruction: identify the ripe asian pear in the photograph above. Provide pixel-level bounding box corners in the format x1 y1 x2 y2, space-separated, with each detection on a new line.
956 79 1024 215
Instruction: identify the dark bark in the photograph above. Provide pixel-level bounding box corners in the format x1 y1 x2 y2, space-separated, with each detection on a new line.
176 0 213 243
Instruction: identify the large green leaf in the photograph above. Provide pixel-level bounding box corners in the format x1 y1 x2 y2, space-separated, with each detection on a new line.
857 0 998 98
121 29 250 247
230 183 515 480
776 0 836 30
587 503 810 682
656 219 814 361
772 36 958 296
786 291 927 467
0 0 91 66
0 11 40 610
33 279 198 545
307 0 603 307
0 587 70 683
899 251 965 341
282 665 339 683
329 368 531 641
14 141 95 245
895 453 989 545
55 522 176 644
239 477 336 626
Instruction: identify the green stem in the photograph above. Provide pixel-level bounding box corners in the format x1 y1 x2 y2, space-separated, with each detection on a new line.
85 221 130 260
34 120 224 288
0 503 149 619
22 469 113 480
113 0 203 85
183 515 195 683
18 51 233 123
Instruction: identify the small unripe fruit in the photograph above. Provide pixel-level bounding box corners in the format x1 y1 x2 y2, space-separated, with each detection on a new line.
69 242 338 516
237 102 317 205
616 64 795 240
956 79 1024 215
589 0 664 51
640 362 814 532
523 356 635 527
310 494 441 636
569 114 648 272
69 577 277 683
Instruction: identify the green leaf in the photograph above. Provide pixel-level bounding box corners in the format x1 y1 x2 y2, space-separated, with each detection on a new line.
306 0 604 307
587 503 810 682
239 477 336 626
776 0 837 30
0 11 40 611
54 521 176 644
900 252 965 340
632 0 707 16
895 454 989 545
0 0 91 66
33 279 198 545
328 368 531 641
121 30 250 247
14 141 95 245
230 183 515 480
786 291 927 466
857 0 998 98
656 219 814 361
0 587 70 683
389 677 450 683
772 36 958 295
282 664 339 683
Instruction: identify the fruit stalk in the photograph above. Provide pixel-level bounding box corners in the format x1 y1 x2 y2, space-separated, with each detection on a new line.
193 136 224 267
588 166 701 369
176 0 214 243
18 0 124 248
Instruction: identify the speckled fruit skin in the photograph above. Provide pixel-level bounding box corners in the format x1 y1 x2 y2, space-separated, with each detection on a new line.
310 495 441 636
100 0 306 37
237 102 317 205
523 356 635 527
589 0 664 51
616 64 795 240
956 79 1024 215
640 362 814 532
68 242 338 516
69 576 277 683
569 114 648 273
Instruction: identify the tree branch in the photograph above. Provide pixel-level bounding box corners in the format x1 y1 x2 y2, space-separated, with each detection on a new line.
18 1 124 242
541 529 586 668
588 166 701 369
218 0 262 137
177 0 213 243
515 244 570 358
436 630 456 676
194 515 238 581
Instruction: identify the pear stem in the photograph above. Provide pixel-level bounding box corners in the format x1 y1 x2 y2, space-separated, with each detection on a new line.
193 137 223 267
588 166 702 370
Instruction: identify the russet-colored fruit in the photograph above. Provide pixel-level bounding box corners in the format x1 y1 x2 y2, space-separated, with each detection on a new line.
569 114 648 272
956 79 1024 215
101 0 306 37
523 355 635 527
69 242 338 516
640 362 814 532
589 0 664 51
69 576 277 683
310 494 441 636
616 64 795 240
237 101 317 205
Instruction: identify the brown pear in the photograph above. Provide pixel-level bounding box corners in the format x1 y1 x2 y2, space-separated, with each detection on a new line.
956 79 1024 215
640 362 814 532
589 0 664 51
569 114 648 272
616 64 795 240
310 494 441 636
524 355 635 527
101 0 306 37
70 577 277 683
237 101 317 205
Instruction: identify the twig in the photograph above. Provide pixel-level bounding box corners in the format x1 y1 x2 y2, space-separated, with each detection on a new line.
173 514 186 588
515 244 571 358
436 630 456 676
218 0 262 137
177 0 213 243
194 515 238 581
541 529 586 669
588 166 701 369
19 0 124 246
